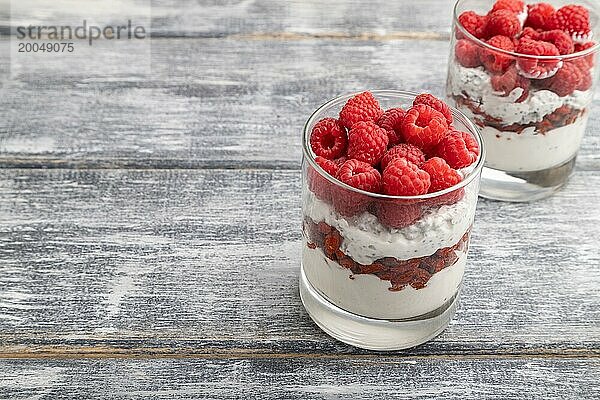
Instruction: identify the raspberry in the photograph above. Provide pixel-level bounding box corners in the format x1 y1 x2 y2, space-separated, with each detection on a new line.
347 121 389 166
520 27 541 39
380 143 426 171
421 157 463 193
537 30 575 55
548 5 591 41
332 160 381 216
331 191 369 217
525 3 555 30
576 67 593 91
339 91 384 129
485 10 521 38
458 11 488 39
481 35 515 73
308 158 336 202
516 38 561 78
377 108 406 147
538 61 582 96
314 156 339 177
336 159 382 194
455 39 481 68
430 187 465 207
413 94 453 125
491 65 530 102
491 0 525 14
375 201 422 229
309 118 347 159
574 42 596 69
433 130 479 169
382 158 430 196
401 105 449 150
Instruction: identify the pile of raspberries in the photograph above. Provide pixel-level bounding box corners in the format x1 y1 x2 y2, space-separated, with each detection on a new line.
308 91 480 229
456 0 595 98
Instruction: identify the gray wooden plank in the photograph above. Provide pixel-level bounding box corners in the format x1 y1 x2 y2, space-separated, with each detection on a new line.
0 38 599 170
0 0 454 37
1 357 599 399
0 168 599 356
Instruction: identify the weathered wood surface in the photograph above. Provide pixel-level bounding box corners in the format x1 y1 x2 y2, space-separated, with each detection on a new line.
1 0 600 395
0 38 598 170
1 169 599 357
1 357 599 399
0 0 455 37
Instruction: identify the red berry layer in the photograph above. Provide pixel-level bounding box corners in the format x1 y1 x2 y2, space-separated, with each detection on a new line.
304 218 471 291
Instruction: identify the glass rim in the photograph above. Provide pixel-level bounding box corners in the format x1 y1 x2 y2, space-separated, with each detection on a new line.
453 0 600 61
302 90 486 201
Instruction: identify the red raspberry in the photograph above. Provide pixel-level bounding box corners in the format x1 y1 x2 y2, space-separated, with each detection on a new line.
574 42 596 69
375 201 422 229
413 94 453 125
336 159 382 194
491 65 530 102
480 35 515 73
516 38 561 78
315 156 339 177
537 30 575 55
548 5 591 40
308 157 340 202
382 158 430 196
491 0 525 14
485 10 521 38
377 108 406 147
401 105 449 150
458 11 488 39
433 130 479 169
525 3 555 30
339 91 384 129
332 160 381 216
309 118 347 160
380 143 426 171
455 39 482 68
538 61 582 96
421 157 463 193
347 121 389 166
576 67 593 91
520 27 541 39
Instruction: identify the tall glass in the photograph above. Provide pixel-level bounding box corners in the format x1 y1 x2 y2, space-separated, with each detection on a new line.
299 90 485 350
447 0 599 201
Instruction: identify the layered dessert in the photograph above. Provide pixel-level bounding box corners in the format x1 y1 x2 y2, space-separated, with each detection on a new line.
302 91 481 320
448 0 597 172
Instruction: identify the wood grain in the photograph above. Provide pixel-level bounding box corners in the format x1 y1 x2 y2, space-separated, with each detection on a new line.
1 0 600 392
0 0 455 37
1 168 598 356
0 38 598 170
1 357 599 399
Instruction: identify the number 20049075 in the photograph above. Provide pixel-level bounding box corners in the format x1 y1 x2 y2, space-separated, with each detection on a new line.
18 42 74 52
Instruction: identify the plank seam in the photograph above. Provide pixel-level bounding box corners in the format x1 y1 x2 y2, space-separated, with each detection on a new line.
0 30 449 41
0 163 598 172
1 351 599 361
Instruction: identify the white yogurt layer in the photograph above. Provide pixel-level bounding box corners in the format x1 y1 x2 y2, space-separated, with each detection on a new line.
303 246 466 320
448 61 593 127
304 184 477 265
481 112 588 172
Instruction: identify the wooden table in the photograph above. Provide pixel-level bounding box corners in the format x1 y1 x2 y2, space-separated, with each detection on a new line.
1 1 599 398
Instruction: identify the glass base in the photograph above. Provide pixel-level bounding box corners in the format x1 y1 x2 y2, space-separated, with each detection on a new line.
479 156 576 202
299 265 459 351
